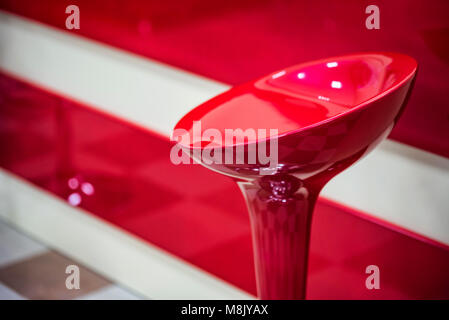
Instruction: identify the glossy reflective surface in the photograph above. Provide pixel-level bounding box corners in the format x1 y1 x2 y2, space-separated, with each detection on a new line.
177 53 416 144
175 52 417 181
175 53 417 299
2 71 449 299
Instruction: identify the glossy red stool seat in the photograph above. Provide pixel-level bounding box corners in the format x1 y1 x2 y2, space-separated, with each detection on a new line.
174 52 417 299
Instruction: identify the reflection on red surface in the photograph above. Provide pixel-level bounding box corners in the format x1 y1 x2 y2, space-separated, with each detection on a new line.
1 72 449 299
1 0 448 158
176 52 416 147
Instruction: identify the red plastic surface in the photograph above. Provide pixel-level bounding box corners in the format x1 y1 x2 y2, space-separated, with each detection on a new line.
174 52 417 299
1 72 448 299
0 0 448 158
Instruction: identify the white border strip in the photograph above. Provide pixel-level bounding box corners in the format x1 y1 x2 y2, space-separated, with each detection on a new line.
0 169 253 300
0 10 228 136
0 11 448 296
322 139 449 245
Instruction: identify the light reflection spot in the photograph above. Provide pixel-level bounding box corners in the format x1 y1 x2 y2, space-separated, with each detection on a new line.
81 182 95 196
331 81 342 89
68 193 81 206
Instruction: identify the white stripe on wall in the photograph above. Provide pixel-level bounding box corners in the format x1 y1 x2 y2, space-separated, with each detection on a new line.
0 10 227 136
0 11 448 297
